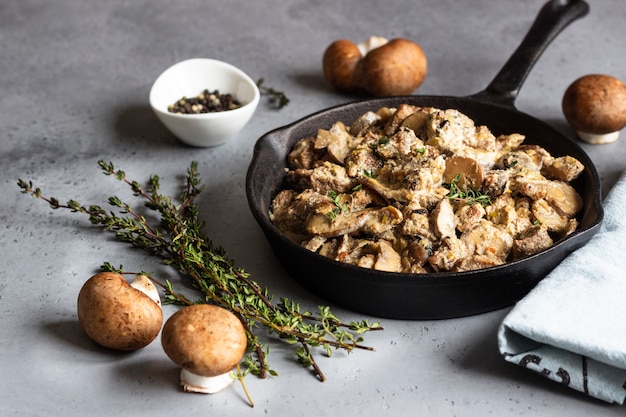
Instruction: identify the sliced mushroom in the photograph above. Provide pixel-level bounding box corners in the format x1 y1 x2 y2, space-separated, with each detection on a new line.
443 156 484 192
345 146 383 177
496 150 541 172
400 110 430 134
400 208 431 237
349 110 382 136
302 235 327 252
455 202 486 233
482 169 512 198
306 205 403 237
373 239 402 272
543 155 584 182
432 197 456 238
509 173 549 200
532 198 570 232
362 176 411 203
544 180 583 217
315 121 352 164
402 238 431 269
486 194 533 237
288 161 354 194
428 236 467 272
460 219 513 261
511 225 554 259
288 137 316 169
453 254 504 272
384 104 424 136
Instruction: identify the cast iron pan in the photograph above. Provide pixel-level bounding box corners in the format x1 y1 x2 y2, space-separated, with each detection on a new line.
246 0 603 319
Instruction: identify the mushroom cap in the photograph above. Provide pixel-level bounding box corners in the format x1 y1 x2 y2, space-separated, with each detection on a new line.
562 74 626 135
353 38 427 97
322 39 362 92
161 304 247 377
77 272 163 351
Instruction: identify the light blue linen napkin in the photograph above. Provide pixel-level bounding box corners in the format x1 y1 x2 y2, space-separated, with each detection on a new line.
498 170 626 404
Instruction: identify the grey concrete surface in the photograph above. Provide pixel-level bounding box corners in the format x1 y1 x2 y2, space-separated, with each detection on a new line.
1 0 625 416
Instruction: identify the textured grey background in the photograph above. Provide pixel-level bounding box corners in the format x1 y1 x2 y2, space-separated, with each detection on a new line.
1 0 625 416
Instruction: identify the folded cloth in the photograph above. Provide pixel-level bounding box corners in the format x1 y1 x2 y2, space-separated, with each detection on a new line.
498 170 626 404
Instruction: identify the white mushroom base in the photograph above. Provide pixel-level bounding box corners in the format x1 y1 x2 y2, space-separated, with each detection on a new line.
180 368 234 394
578 130 620 144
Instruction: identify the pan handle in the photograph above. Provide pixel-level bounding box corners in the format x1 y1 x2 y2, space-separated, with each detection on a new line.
469 0 589 107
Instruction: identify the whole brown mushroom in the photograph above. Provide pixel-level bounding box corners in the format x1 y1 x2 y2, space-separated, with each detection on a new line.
323 36 427 97
562 74 626 144
161 304 248 394
77 272 163 351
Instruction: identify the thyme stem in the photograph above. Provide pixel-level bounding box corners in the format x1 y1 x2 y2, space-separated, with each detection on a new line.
256 78 290 109
17 160 381 384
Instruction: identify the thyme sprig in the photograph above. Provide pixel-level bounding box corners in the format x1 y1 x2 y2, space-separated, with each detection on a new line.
445 174 492 207
326 190 348 221
256 78 290 109
17 160 381 384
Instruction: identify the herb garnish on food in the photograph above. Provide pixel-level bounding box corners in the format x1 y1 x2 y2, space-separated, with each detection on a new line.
445 173 492 207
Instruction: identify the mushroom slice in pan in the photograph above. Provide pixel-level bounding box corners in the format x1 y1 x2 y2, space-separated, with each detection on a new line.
509 172 549 200
288 161 355 194
384 104 424 135
306 205 403 238
355 238 403 272
453 254 505 272
532 198 571 233
443 155 484 192
373 239 402 272
543 155 584 182
362 176 412 203
432 197 456 238
315 121 353 164
345 146 383 177
544 180 583 217
400 110 430 134
511 225 554 259
288 137 316 170
455 202 486 233
428 236 467 272
460 219 513 261
349 110 382 136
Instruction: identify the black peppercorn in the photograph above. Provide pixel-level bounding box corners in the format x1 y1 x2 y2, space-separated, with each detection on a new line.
168 89 241 114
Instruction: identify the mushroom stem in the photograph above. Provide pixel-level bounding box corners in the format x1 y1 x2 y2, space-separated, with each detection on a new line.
130 274 162 307
180 368 234 394
356 36 388 56
577 130 620 145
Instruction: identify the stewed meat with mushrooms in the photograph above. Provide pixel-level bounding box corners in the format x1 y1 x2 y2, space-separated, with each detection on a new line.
269 106 584 273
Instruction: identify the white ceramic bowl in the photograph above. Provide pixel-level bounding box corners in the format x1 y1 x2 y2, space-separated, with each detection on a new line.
149 58 260 147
